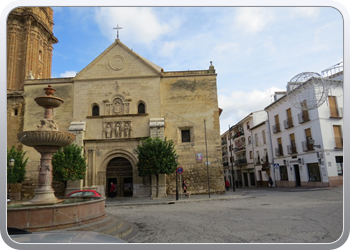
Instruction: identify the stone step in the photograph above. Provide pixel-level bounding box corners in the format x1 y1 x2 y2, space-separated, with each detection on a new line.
59 213 138 242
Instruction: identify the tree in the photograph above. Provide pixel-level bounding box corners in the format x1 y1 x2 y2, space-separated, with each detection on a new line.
134 137 178 197
52 144 87 188
7 146 28 183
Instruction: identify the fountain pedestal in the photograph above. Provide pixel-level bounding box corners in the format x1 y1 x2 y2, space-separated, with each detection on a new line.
17 85 75 206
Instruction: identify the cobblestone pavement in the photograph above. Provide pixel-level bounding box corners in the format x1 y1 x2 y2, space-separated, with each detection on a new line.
105 186 343 244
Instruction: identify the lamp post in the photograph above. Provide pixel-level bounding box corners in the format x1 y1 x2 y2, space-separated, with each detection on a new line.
8 158 15 201
175 155 179 200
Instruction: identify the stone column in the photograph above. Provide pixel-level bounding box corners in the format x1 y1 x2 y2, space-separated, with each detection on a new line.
66 122 86 195
85 149 97 191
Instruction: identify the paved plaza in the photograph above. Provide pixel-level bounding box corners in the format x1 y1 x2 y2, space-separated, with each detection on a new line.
105 186 343 244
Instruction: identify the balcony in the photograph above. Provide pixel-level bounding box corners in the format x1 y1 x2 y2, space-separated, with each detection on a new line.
275 145 283 156
301 141 314 152
223 162 229 167
284 118 294 129
329 107 343 119
222 140 227 146
222 151 228 157
234 146 246 153
235 158 247 166
272 123 281 134
287 144 297 154
232 131 244 140
298 111 310 124
254 158 261 165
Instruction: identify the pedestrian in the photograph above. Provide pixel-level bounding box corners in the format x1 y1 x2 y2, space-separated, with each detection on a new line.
269 177 273 188
110 182 116 198
225 180 230 191
182 180 188 193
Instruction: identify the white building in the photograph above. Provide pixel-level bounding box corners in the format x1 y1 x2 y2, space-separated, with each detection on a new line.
221 111 267 188
221 62 343 188
249 120 274 187
264 63 343 187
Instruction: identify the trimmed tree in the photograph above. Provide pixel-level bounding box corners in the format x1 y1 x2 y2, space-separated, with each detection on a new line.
7 146 28 184
134 137 178 197
52 144 87 189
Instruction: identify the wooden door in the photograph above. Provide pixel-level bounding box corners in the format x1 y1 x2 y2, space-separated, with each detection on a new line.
286 108 293 126
333 125 343 148
328 96 338 117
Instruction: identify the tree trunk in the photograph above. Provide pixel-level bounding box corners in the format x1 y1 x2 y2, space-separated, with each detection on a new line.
156 174 159 197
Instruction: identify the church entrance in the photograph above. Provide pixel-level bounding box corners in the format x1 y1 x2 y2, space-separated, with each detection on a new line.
106 157 133 197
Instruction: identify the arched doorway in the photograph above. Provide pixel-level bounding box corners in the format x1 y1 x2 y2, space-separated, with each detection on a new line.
106 157 133 197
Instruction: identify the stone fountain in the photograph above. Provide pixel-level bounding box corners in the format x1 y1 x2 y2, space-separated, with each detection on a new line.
8 85 106 233
17 85 75 205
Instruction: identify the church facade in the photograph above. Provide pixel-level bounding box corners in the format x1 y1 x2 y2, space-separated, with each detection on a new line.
9 9 224 198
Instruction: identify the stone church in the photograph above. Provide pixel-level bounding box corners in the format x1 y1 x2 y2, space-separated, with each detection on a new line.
7 7 224 198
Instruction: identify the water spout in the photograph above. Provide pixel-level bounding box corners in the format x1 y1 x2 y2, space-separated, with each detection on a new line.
19 134 27 144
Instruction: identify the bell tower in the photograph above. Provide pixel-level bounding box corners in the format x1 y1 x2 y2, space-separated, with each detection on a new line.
7 7 58 90
7 7 58 149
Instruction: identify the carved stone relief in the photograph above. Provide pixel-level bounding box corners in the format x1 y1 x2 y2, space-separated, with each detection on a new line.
103 121 132 139
104 96 130 116
109 55 125 71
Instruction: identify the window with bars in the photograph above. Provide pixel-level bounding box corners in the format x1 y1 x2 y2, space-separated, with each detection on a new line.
92 105 99 116
138 103 145 114
181 130 191 143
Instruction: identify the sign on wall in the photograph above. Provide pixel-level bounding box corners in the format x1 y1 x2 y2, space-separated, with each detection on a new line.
196 153 203 163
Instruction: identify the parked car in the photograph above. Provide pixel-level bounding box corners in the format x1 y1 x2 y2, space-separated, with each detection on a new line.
66 190 102 199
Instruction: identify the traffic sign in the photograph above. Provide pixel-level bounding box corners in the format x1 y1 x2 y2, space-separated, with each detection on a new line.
273 163 280 169
177 167 184 174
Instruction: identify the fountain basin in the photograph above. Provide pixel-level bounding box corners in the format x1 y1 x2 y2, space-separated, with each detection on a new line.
7 199 106 232
17 131 75 147
34 96 64 108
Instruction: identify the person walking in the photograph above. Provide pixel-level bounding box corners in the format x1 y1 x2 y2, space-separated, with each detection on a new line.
110 182 116 198
269 177 273 188
182 180 188 193
225 180 230 191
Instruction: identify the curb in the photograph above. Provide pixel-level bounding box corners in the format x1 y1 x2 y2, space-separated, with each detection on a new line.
105 194 253 207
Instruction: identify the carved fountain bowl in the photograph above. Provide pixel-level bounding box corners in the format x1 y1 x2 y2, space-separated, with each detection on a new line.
34 96 64 108
17 131 75 148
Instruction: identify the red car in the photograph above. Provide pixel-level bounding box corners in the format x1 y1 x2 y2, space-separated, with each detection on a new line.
66 190 102 199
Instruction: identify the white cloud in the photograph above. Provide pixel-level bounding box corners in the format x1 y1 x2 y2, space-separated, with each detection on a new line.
291 7 320 19
214 42 239 54
312 23 336 52
59 71 77 77
94 7 169 45
159 41 178 57
234 7 275 33
218 87 285 134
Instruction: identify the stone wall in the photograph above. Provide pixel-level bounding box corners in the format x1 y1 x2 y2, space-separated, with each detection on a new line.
161 72 225 194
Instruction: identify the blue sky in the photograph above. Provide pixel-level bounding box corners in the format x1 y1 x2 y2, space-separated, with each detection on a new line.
48 7 343 133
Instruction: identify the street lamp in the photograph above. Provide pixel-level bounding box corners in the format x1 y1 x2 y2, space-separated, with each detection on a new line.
175 155 179 200
8 158 15 201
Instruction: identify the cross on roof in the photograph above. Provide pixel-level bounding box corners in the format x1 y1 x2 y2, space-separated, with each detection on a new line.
113 24 123 39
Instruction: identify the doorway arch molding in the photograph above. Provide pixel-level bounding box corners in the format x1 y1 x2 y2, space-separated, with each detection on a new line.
101 148 138 172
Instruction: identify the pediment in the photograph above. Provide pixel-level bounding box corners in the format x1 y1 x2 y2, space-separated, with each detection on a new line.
74 39 162 80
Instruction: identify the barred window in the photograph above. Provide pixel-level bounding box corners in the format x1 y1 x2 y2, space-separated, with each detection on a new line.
92 105 99 116
181 130 191 143
138 103 145 114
